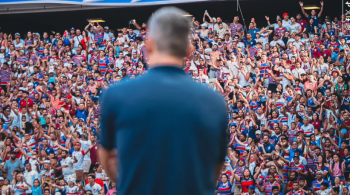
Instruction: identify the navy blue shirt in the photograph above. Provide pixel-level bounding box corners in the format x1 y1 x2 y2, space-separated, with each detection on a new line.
100 66 228 195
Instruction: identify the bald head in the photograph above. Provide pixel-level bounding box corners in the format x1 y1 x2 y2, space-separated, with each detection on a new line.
148 7 191 58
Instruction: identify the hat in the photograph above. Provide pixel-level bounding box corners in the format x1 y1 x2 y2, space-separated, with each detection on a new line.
255 130 262 135
79 118 85 121
326 22 331 25
0 177 4 181
121 68 127 71
28 46 33 50
67 95 72 99
15 33 20 36
311 141 317 145
316 170 323 174
239 157 245 162
300 73 307 76
283 13 289 17
36 33 40 36
42 94 48 99
248 185 255 190
70 27 75 31
212 17 217 23
5 54 10 58
124 44 129 48
28 83 33 87
201 23 208 28
0 46 5 50
104 26 109 30
293 155 300 159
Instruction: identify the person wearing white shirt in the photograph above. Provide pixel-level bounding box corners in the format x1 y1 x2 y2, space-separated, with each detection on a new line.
72 143 92 182
23 164 39 194
11 174 29 195
85 175 103 195
292 63 306 79
282 15 291 30
60 150 75 182
292 35 304 50
289 17 302 34
80 134 92 180
73 30 83 51
270 35 285 48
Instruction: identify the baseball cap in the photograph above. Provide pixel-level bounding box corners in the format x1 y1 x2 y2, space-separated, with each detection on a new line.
201 23 208 28
28 46 33 50
248 185 255 190
104 26 109 30
124 44 129 48
293 155 300 159
70 27 75 31
67 95 72 99
28 83 33 87
0 177 4 181
0 46 5 50
255 130 262 135
79 118 85 121
311 141 317 145
5 54 10 58
15 33 20 36
283 13 289 17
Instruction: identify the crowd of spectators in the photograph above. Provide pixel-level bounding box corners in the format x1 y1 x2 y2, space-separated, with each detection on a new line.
0 1 348 194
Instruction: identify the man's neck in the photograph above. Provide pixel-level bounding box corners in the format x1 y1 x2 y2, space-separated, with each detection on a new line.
148 53 183 69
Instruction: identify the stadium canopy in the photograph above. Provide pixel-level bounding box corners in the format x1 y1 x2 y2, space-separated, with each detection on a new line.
0 0 213 14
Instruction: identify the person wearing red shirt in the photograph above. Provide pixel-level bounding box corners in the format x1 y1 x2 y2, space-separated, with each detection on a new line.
319 44 331 61
19 91 34 108
296 13 308 32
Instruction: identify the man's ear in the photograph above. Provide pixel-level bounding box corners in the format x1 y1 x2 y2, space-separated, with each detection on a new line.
186 44 194 59
145 39 153 55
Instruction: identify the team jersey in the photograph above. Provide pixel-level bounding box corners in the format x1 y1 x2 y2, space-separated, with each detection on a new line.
311 179 329 192
72 55 87 66
98 57 109 73
264 181 280 195
289 190 305 195
300 124 315 136
85 183 102 195
64 185 80 195
217 182 232 195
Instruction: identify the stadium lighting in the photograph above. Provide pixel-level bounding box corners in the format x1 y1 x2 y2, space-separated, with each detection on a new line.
183 14 193 17
303 5 320 10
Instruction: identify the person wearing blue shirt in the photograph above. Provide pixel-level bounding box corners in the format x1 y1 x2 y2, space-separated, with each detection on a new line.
99 7 228 195
259 135 275 154
75 104 88 123
300 1 324 28
244 33 256 48
247 23 260 40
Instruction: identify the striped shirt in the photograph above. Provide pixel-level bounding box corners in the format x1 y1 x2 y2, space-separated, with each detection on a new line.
229 23 244 37
0 67 11 85
217 182 232 195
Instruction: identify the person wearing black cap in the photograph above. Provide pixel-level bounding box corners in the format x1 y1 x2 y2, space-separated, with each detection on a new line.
1 151 24 181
